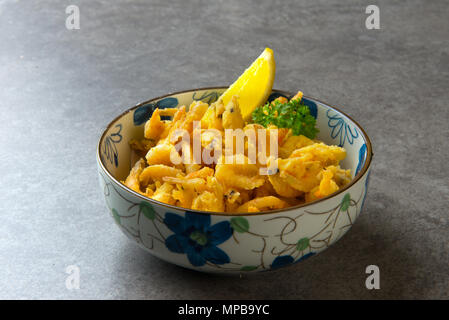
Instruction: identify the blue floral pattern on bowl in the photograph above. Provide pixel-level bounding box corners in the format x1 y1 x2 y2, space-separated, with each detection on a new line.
102 124 122 167
326 109 359 147
164 212 232 267
133 97 179 125
192 91 220 104
356 144 367 175
271 252 315 269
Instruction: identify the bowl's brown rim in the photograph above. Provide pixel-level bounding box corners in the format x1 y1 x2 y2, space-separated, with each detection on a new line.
97 86 373 216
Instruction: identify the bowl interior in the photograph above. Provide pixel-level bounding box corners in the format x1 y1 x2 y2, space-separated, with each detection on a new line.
98 88 370 189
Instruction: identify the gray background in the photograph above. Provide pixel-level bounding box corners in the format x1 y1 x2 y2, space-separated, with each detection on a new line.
0 0 448 299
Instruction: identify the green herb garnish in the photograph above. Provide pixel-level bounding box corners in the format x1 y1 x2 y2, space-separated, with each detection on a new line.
252 98 319 139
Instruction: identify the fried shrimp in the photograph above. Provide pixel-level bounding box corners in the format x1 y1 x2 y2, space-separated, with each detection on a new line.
215 155 265 190
236 196 289 213
123 92 352 213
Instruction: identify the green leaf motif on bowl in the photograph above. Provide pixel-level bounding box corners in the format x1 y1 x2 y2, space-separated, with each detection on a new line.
296 238 309 251
230 217 249 233
240 265 258 272
140 202 156 220
341 193 351 211
111 208 120 225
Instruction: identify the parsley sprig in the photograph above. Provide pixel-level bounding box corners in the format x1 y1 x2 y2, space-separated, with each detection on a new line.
252 97 319 139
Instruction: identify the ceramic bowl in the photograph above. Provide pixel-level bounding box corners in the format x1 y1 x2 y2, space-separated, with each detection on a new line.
97 87 373 273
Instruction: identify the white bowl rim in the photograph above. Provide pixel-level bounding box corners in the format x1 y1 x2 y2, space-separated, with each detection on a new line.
97 86 373 216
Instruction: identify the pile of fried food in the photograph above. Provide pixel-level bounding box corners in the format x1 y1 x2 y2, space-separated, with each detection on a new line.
123 92 351 213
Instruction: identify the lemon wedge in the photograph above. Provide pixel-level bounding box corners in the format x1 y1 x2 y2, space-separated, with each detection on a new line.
219 47 276 121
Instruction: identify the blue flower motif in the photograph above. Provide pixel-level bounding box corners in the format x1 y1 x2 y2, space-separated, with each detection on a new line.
360 170 371 210
355 144 367 176
365 169 371 189
163 211 233 267
271 255 294 269
327 109 359 147
192 91 219 104
270 252 315 269
102 124 122 167
133 97 178 125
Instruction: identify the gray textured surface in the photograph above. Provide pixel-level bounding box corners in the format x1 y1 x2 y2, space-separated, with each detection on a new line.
0 0 448 299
